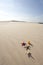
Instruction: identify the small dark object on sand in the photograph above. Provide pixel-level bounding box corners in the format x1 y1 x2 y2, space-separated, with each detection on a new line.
24 46 31 50
28 52 31 57
21 42 26 46
28 52 35 60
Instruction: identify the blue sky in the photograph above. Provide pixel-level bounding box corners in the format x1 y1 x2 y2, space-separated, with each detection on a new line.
0 0 43 22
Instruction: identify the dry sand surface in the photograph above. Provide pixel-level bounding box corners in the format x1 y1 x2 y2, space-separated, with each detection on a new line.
0 22 43 65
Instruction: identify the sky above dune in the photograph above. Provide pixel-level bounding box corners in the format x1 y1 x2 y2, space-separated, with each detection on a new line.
0 0 43 22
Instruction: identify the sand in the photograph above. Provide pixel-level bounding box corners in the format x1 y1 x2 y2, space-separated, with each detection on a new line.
0 22 43 65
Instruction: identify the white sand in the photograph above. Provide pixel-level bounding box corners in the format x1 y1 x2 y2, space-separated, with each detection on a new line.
0 22 43 65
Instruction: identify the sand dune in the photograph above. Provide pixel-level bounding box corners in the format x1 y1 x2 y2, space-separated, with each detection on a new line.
0 22 43 65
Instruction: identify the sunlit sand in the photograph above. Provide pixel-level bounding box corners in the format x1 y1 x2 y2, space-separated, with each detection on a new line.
0 22 43 65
